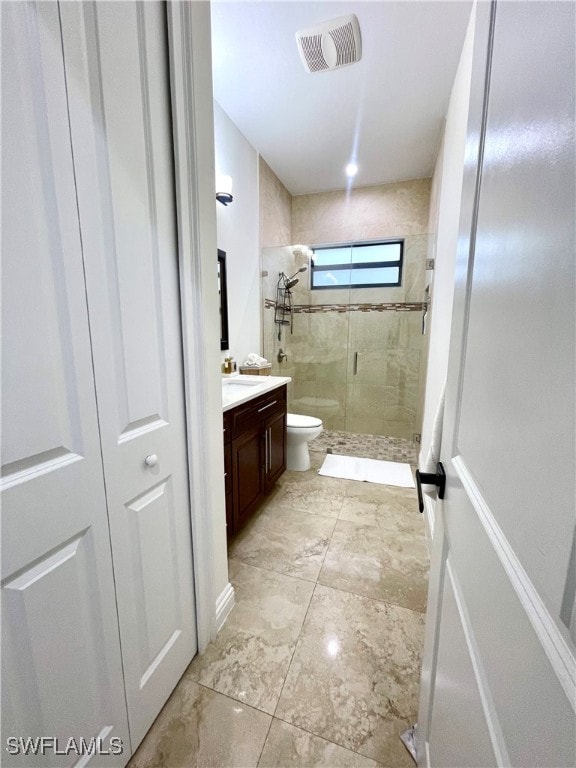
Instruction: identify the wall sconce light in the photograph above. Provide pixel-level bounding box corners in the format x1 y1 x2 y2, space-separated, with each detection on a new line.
216 174 233 206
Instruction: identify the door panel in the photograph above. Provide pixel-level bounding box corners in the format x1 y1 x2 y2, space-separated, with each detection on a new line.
417 2 575 765
455 0 575 620
443 475 574 765
428 568 495 768
233 426 263 529
1 2 130 763
3 532 119 763
60 1 196 748
126 478 184 687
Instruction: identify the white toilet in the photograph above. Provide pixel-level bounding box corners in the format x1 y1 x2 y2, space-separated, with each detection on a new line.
286 413 323 471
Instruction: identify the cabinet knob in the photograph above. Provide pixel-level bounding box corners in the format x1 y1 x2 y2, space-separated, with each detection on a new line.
144 454 158 468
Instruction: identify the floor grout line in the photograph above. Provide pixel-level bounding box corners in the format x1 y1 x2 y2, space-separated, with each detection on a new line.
268 713 388 767
270 582 317 720
314 578 428 616
255 712 275 768
227 555 320 584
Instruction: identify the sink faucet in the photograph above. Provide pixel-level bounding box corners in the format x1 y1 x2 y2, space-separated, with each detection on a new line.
277 348 288 363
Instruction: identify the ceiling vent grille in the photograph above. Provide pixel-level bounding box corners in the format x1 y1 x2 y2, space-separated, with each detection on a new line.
296 14 362 73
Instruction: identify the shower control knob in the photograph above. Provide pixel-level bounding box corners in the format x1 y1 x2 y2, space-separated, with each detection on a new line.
144 454 158 468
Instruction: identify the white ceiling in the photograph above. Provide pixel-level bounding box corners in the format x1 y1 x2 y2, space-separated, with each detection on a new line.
210 1 473 195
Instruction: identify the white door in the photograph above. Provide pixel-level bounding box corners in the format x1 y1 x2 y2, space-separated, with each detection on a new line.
1 3 131 765
416 2 575 766
59 2 197 748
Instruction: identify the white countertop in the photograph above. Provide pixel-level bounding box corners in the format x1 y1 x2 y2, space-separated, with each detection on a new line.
222 374 291 412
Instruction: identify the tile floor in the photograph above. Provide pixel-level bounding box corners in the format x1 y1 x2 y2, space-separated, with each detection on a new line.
129 433 429 768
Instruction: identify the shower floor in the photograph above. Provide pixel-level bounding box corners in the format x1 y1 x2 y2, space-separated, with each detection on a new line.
310 429 417 464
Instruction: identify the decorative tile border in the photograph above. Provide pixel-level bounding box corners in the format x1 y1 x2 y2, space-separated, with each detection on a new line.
264 299 424 314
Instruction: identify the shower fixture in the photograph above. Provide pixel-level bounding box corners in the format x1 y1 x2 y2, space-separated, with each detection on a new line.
286 265 308 281
283 265 308 291
274 266 308 341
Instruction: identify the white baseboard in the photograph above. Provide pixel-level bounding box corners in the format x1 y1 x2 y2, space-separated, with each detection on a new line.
215 582 235 633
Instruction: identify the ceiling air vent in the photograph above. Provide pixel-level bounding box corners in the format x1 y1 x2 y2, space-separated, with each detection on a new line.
296 14 362 73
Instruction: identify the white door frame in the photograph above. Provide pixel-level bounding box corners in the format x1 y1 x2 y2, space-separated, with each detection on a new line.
166 1 228 652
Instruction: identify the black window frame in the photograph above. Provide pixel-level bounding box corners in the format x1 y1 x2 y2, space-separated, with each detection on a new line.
310 240 404 290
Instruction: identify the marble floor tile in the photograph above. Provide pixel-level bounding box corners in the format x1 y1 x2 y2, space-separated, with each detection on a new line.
304 448 328 472
275 584 424 766
187 561 314 714
128 680 271 768
319 519 428 612
267 474 350 518
275 457 326 488
229 504 337 582
339 484 423 534
258 719 382 767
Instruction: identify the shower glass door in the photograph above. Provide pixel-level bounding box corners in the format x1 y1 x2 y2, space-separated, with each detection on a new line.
262 239 424 442
344 236 426 441
261 244 352 433
303 243 352 432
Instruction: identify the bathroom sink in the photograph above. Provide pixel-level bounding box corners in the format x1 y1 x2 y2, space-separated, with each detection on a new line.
221 378 265 404
223 382 261 396
221 374 292 412
222 379 262 392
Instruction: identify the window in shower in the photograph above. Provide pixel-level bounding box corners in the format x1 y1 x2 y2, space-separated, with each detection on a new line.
311 240 404 289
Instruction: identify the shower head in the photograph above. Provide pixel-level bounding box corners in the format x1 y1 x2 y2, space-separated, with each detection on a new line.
284 277 299 290
286 265 308 281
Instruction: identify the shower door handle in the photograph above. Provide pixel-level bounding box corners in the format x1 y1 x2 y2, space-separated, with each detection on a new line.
353 352 358 375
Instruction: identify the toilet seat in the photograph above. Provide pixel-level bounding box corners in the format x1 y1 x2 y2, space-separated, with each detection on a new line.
287 413 322 429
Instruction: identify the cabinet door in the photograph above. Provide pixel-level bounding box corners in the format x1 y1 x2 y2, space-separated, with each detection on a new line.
1 3 130 763
60 2 196 749
232 424 264 532
265 410 287 491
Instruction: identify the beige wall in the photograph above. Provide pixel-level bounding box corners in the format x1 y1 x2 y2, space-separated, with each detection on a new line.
291 178 431 244
259 157 292 248
262 178 431 441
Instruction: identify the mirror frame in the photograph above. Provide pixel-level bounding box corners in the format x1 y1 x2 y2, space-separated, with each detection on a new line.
218 249 230 351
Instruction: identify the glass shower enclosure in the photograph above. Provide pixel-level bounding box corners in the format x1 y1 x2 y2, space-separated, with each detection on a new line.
262 239 428 441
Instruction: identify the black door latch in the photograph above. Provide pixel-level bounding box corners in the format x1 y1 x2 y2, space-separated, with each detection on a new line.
415 462 446 513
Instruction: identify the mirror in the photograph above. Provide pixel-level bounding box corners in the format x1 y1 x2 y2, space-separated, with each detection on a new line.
218 249 229 350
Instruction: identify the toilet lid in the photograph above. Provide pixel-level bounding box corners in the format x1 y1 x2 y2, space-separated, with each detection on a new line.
287 413 322 429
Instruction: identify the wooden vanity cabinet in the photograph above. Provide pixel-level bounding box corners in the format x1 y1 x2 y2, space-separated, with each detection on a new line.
224 385 287 538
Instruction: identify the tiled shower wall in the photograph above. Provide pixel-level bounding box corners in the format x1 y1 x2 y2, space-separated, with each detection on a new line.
261 178 431 441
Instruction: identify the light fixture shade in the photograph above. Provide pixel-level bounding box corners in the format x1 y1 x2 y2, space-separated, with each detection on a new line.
216 174 233 205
